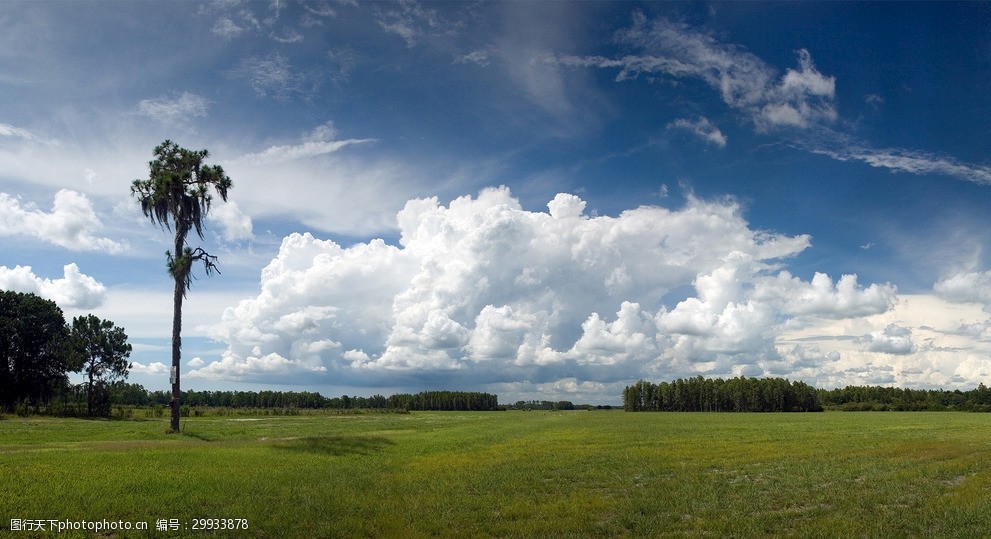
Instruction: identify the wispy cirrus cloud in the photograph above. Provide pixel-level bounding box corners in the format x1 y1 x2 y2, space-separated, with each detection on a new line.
0 122 42 142
237 139 375 166
551 13 991 189
0 122 58 145
375 0 445 48
211 16 252 40
234 121 376 166
549 14 836 132
808 144 991 186
219 121 403 236
233 53 292 97
271 30 303 44
137 92 208 125
454 49 492 67
232 53 321 100
667 116 727 147
202 0 338 42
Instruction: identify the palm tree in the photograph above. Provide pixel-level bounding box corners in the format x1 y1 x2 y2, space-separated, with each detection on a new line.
131 140 232 432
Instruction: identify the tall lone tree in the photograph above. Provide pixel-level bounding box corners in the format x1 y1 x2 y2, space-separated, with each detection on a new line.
131 140 232 432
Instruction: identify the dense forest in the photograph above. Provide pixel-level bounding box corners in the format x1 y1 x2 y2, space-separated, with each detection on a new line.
623 377 823 412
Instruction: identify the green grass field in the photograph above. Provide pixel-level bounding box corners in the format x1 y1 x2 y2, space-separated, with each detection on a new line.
2 410 990 537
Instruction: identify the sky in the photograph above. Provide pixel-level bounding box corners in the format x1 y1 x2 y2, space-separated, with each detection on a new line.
2 1 991 405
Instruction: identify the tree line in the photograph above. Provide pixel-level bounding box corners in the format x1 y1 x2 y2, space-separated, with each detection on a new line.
106 382 500 412
387 391 499 411
817 384 991 411
623 376 823 412
1 291 132 417
506 400 577 411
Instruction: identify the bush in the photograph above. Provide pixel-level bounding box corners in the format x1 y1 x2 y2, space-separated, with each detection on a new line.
49 402 85 418
15 400 31 417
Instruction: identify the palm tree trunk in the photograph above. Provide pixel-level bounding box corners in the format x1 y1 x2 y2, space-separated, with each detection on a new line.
170 235 184 432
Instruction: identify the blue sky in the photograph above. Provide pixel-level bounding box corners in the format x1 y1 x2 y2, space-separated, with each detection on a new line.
2 1 991 404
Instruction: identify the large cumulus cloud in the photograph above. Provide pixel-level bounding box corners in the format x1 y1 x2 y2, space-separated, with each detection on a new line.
0 263 106 309
198 188 897 398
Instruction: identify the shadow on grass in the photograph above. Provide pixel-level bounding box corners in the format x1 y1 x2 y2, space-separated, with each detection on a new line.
181 430 217 442
273 435 395 456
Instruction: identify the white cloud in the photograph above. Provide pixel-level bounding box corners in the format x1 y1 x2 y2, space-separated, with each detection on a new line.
455 49 491 66
0 119 403 239
234 121 376 166
0 126 154 201
0 263 106 309
200 188 900 391
650 265 893 372
221 123 408 236
200 230 419 381
271 30 303 44
327 47 358 81
0 122 48 143
205 0 337 43
754 271 896 319
555 15 837 132
860 324 916 355
211 17 246 40
236 139 374 166
208 200 253 242
955 319 991 337
954 356 991 382
305 3 339 19
0 189 126 253
552 14 990 186
491 378 624 404
232 53 319 100
137 92 209 125
865 94 884 109
89 287 246 340
130 361 169 375
773 294 991 390
375 0 442 48
810 145 991 186
760 48 836 129
934 270 991 305
667 117 727 147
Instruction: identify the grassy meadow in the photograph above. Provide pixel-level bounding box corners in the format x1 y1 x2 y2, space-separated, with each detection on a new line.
2 410 990 537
